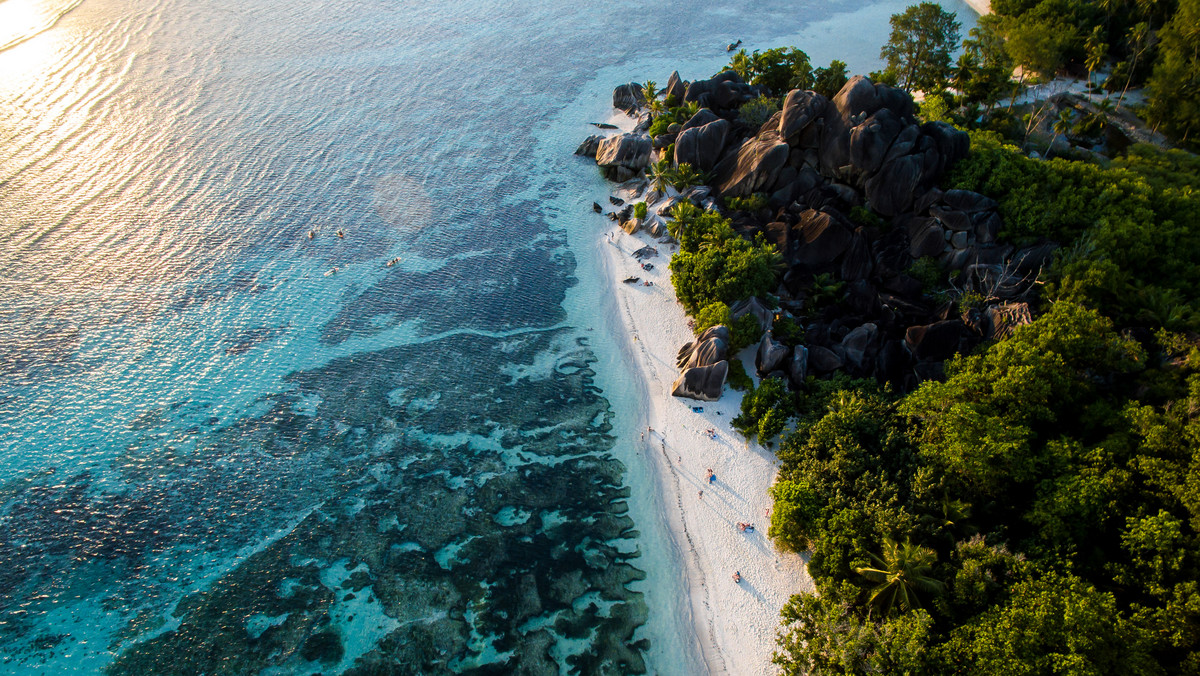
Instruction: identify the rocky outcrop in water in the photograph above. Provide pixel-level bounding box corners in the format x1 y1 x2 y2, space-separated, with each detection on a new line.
596 133 652 182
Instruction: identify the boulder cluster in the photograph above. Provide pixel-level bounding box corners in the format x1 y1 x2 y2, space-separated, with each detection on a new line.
584 71 1046 398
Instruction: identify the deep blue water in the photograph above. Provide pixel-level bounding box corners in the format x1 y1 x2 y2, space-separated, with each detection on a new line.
0 0 974 671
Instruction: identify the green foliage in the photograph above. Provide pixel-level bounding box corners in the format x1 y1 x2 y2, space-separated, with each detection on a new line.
812 60 850 99
669 206 782 314
770 123 1200 673
854 539 947 616
726 357 753 391
880 2 962 92
732 377 794 444
647 101 702 138
772 315 805 348
848 205 884 229
737 95 781 128
901 302 1143 498
633 201 648 219
937 571 1164 674
770 479 824 550
724 192 769 213
1146 0 1200 148
918 91 954 124
727 47 813 95
999 15 1073 80
907 257 946 294
693 301 763 352
671 162 706 191
949 132 1200 326
806 272 845 313
731 313 764 353
955 15 1015 111
694 301 731 335
775 595 935 675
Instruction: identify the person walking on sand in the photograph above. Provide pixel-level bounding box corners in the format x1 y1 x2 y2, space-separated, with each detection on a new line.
732 571 741 583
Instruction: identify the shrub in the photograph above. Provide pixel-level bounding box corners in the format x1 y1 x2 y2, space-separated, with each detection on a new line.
773 315 805 347
725 193 770 212
738 95 781 128
727 357 753 391
633 202 648 219
848 205 884 229
732 376 795 444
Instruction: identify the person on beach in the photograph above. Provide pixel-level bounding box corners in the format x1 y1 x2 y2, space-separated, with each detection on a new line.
706 468 715 484
732 571 741 583
698 490 703 499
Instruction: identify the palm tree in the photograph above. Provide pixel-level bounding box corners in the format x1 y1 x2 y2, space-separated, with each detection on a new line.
854 538 946 616
1116 22 1150 112
646 158 673 193
1048 108 1074 153
666 201 699 239
642 81 663 115
1085 27 1108 91
730 49 753 80
671 163 706 191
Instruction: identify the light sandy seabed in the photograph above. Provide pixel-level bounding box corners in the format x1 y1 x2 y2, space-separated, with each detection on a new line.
596 205 814 675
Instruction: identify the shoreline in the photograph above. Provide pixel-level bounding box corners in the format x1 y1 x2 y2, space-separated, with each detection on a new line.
964 0 991 14
596 197 812 674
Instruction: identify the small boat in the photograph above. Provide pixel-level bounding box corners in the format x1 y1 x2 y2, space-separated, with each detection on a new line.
324 267 338 277
727 39 742 52
386 257 401 267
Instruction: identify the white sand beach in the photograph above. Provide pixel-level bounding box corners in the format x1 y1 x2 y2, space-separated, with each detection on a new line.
964 0 991 15
595 207 813 675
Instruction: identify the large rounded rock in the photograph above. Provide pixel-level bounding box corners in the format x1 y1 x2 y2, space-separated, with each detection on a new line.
864 153 923 216
681 108 721 132
596 133 652 182
985 302 1032 341
780 89 830 146
931 206 973 232
711 135 790 197
674 119 731 173
922 121 970 172
849 108 906 176
841 323 879 372
840 230 873 281
942 189 998 213
756 334 790 375
808 345 843 374
671 361 729 401
909 221 946 259
664 70 686 102
794 209 852 266
834 76 883 120
904 320 963 361
684 336 729 369
677 325 732 367
613 83 646 114
788 345 809 386
575 135 602 158
730 297 774 331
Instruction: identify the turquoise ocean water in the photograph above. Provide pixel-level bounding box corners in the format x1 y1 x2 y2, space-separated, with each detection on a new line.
0 0 973 671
